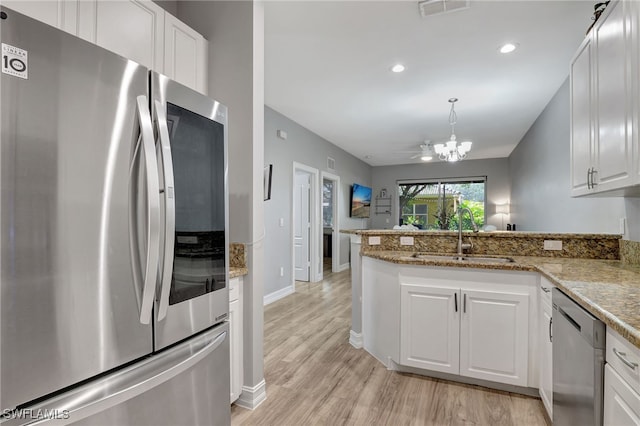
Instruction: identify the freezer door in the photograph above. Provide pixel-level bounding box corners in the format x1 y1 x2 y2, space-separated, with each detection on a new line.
1 323 230 426
1 8 153 410
151 72 229 350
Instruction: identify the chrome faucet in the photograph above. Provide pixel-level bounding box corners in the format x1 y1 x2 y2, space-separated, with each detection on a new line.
457 207 479 256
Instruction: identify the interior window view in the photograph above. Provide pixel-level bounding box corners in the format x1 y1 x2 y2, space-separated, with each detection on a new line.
3 1 640 426
399 179 486 230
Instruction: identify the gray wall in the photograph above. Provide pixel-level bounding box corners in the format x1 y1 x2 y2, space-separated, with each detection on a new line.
370 159 511 230
177 0 266 398
264 106 372 297
509 79 639 240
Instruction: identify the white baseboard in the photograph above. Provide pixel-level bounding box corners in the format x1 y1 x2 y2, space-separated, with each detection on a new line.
235 379 267 410
337 262 350 272
263 285 294 306
349 330 363 349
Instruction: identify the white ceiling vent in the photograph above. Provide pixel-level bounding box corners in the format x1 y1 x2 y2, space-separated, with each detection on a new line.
327 157 336 171
418 0 470 18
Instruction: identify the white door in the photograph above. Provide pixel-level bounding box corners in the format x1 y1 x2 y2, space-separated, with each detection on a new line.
400 284 460 375
593 0 633 191
539 299 553 418
570 36 593 195
459 289 529 386
164 13 207 94
294 171 311 282
604 365 640 426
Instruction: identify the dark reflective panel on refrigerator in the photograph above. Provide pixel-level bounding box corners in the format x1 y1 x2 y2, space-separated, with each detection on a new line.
166 102 225 305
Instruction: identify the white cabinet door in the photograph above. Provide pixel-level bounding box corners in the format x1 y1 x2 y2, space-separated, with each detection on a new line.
539 299 553 418
400 284 459 375
164 13 207 94
460 289 529 386
2 0 78 35
593 0 634 191
605 364 640 426
80 0 164 71
570 35 594 196
229 277 243 404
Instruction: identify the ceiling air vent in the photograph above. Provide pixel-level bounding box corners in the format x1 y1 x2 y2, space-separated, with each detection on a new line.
327 157 336 171
418 0 469 18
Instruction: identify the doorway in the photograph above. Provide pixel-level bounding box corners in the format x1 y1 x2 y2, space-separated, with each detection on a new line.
292 163 320 286
321 171 340 278
294 170 311 282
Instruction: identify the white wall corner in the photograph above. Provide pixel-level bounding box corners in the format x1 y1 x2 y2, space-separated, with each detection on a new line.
349 330 363 349
263 285 294 306
338 262 351 272
235 379 267 410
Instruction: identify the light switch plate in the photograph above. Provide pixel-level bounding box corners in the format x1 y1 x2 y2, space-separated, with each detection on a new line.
400 236 414 246
543 240 562 250
368 236 381 245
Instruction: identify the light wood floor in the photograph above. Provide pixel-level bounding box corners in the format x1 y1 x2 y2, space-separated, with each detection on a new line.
231 260 548 426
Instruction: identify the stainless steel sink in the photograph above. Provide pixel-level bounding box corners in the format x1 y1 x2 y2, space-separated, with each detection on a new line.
411 253 515 263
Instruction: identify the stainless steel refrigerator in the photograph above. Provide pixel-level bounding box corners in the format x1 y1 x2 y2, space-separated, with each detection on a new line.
1 7 230 425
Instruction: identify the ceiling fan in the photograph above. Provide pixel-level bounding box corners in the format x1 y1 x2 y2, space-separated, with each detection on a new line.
392 142 435 161
409 143 435 161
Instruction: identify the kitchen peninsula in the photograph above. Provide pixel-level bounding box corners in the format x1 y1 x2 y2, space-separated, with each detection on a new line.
343 229 640 418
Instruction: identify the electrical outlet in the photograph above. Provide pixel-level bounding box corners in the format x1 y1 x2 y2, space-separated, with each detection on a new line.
279 217 284 227
543 240 563 251
620 217 626 235
368 236 381 245
400 236 414 246
279 267 284 277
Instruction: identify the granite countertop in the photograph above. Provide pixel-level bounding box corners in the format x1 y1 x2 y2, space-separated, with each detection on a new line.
230 267 248 279
362 250 640 350
342 229 621 239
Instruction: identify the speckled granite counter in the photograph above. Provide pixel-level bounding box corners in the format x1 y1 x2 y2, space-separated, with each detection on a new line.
362 250 640 350
342 229 621 259
230 243 248 278
230 267 248 278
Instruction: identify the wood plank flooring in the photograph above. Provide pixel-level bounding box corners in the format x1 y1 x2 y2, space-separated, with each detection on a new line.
231 261 548 426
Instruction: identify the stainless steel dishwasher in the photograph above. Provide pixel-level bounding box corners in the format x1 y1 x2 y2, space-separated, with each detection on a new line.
553 288 606 426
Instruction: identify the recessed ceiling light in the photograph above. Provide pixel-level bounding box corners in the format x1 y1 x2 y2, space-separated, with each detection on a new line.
391 64 405 73
499 43 518 54
420 155 433 162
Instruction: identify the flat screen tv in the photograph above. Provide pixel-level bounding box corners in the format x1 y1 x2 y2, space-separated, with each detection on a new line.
350 183 372 218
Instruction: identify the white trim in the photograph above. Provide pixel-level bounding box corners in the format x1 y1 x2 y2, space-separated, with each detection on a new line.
338 262 351 272
263 285 294 306
292 162 320 287
320 171 341 276
235 379 267 410
349 330 363 349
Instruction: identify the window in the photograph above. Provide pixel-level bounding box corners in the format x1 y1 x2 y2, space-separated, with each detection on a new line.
398 178 486 231
322 179 333 227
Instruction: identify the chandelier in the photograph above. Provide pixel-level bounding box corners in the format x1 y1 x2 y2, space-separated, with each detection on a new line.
433 98 472 162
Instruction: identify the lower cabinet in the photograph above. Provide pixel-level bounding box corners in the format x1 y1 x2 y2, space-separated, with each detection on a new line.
229 276 243 404
538 286 553 419
604 327 640 425
604 365 640 425
400 281 530 387
400 285 459 374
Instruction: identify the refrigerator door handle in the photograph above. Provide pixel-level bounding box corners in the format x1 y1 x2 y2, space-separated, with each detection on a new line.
133 95 161 325
154 100 176 321
8 327 227 426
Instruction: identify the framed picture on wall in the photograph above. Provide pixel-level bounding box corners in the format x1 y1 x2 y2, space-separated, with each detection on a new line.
264 164 273 201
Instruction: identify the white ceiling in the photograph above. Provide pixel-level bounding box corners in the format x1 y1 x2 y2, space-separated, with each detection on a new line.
264 0 593 166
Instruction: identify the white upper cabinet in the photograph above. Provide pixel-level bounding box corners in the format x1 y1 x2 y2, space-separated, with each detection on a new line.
570 0 638 196
570 36 594 195
2 0 79 35
164 13 207 94
80 0 165 71
3 0 208 94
